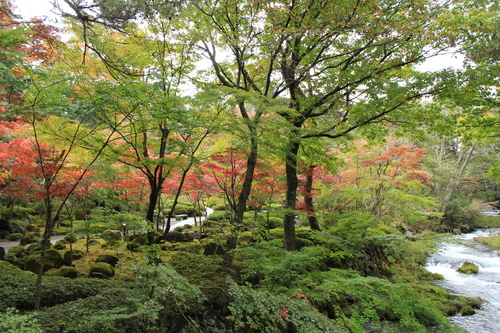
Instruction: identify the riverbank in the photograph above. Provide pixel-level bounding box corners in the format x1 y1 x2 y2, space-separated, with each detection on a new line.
425 229 500 333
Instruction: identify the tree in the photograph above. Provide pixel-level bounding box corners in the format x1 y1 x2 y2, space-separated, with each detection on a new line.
190 0 472 249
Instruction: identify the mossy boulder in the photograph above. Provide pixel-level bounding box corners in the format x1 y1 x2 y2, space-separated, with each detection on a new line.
129 233 148 245
126 241 141 251
64 233 78 243
165 231 193 243
457 261 479 274
24 242 44 256
87 239 101 246
44 266 79 278
7 245 25 258
20 233 38 246
24 249 63 273
53 239 68 250
96 254 119 267
10 221 26 235
63 250 85 261
89 262 115 278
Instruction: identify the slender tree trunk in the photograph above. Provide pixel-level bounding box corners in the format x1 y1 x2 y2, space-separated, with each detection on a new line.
440 145 475 213
284 140 300 251
34 196 53 310
222 134 258 268
146 183 162 245
304 165 320 231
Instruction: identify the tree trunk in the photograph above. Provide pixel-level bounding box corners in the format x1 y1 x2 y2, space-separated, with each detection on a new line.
304 165 320 231
34 196 54 310
222 133 258 268
283 141 300 251
440 145 475 213
146 183 162 245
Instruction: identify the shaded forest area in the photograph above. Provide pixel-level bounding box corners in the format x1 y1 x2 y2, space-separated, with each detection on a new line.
1 0 500 332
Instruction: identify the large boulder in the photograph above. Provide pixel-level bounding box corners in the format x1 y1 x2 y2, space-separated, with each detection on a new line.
129 233 148 245
0 218 14 238
44 266 79 278
96 254 119 267
53 239 68 250
89 262 114 278
20 233 38 246
24 249 62 273
63 250 85 261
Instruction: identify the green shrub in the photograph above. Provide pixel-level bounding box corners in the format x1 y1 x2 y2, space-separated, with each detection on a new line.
212 204 227 211
442 196 480 233
227 279 343 333
0 308 43 333
100 230 122 245
0 271 119 311
7 233 24 241
34 288 144 333
207 210 231 221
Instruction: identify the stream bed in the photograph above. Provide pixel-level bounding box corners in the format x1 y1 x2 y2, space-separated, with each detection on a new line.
425 229 500 332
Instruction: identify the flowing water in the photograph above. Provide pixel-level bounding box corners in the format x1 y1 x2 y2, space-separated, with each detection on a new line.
425 229 500 333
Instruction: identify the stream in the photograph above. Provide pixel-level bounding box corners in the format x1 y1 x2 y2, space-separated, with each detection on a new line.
425 228 500 333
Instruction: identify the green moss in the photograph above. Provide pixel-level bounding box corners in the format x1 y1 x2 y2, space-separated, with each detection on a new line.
89 262 115 278
45 266 79 278
96 254 119 266
457 261 479 274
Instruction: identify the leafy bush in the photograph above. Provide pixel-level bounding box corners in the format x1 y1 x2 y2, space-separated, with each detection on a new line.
7 233 23 241
207 210 231 221
442 196 480 233
301 269 452 332
100 230 122 246
227 279 344 333
34 288 144 333
212 204 227 211
0 268 120 311
0 308 42 333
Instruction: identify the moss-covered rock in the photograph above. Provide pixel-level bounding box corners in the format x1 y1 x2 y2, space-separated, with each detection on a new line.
53 239 68 250
96 254 119 267
64 233 78 243
44 266 79 278
7 233 24 241
20 233 38 246
457 261 479 274
24 249 62 273
129 232 148 245
7 245 25 258
63 250 85 261
24 242 44 256
89 262 115 278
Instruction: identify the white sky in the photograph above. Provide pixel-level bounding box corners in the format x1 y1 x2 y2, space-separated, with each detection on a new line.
13 0 57 21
